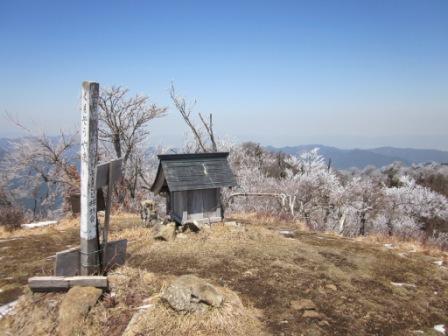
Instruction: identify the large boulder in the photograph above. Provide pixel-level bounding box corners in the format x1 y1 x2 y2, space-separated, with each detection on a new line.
154 222 176 241
58 286 102 336
161 275 223 313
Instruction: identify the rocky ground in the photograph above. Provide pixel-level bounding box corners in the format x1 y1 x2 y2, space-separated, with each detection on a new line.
0 214 448 335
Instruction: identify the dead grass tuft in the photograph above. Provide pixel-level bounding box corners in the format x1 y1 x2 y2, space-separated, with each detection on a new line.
228 212 308 231
124 287 266 336
356 233 448 260
0 289 61 336
0 216 77 239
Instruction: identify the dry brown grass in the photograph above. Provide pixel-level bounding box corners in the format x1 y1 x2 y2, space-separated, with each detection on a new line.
0 212 141 239
125 220 448 335
0 288 61 335
1 266 266 336
0 218 80 306
0 213 141 305
1 213 448 335
229 212 309 231
118 287 265 336
355 233 448 260
0 216 77 239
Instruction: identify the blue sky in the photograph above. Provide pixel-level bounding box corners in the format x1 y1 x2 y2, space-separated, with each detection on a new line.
1 0 447 149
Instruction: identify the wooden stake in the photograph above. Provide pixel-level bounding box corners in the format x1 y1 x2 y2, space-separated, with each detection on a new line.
102 165 113 272
80 81 100 275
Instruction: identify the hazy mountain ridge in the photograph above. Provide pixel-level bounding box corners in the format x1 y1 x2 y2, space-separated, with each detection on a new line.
2 137 448 170
266 144 448 169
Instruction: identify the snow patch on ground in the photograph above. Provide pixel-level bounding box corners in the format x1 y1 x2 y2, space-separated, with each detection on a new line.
390 282 416 288
278 229 295 237
134 304 154 310
0 237 24 243
434 324 446 334
21 220 58 229
0 300 18 319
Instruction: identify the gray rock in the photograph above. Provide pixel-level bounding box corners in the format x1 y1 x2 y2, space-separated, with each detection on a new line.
325 284 337 291
290 299 317 311
278 229 296 238
58 286 102 336
122 303 155 336
182 221 201 233
302 310 323 319
161 274 223 313
154 222 176 241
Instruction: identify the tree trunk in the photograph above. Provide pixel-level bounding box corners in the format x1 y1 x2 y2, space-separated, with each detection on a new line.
112 133 121 158
387 219 393 236
359 212 366 236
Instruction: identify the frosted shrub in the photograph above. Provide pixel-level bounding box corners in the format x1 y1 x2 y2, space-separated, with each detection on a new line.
224 144 448 247
382 176 448 238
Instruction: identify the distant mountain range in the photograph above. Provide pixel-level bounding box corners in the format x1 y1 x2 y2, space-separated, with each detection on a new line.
266 145 448 169
2 137 448 170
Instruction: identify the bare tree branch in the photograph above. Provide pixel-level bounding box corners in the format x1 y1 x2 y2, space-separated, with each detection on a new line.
169 84 208 152
1 124 79 219
98 86 167 205
199 113 217 152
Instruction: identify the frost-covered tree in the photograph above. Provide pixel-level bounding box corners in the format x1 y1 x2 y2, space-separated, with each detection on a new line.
2 132 79 219
98 86 167 206
225 145 448 247
379 175 448 238
278 150 335 225
334 176 384 236
226 146 342 225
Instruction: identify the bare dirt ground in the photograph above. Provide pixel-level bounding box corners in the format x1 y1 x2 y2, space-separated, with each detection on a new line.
0 221 79 305
0 215 141 305
1 214 448 335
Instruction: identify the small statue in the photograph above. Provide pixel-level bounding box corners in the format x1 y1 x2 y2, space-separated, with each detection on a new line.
140 200 158 227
